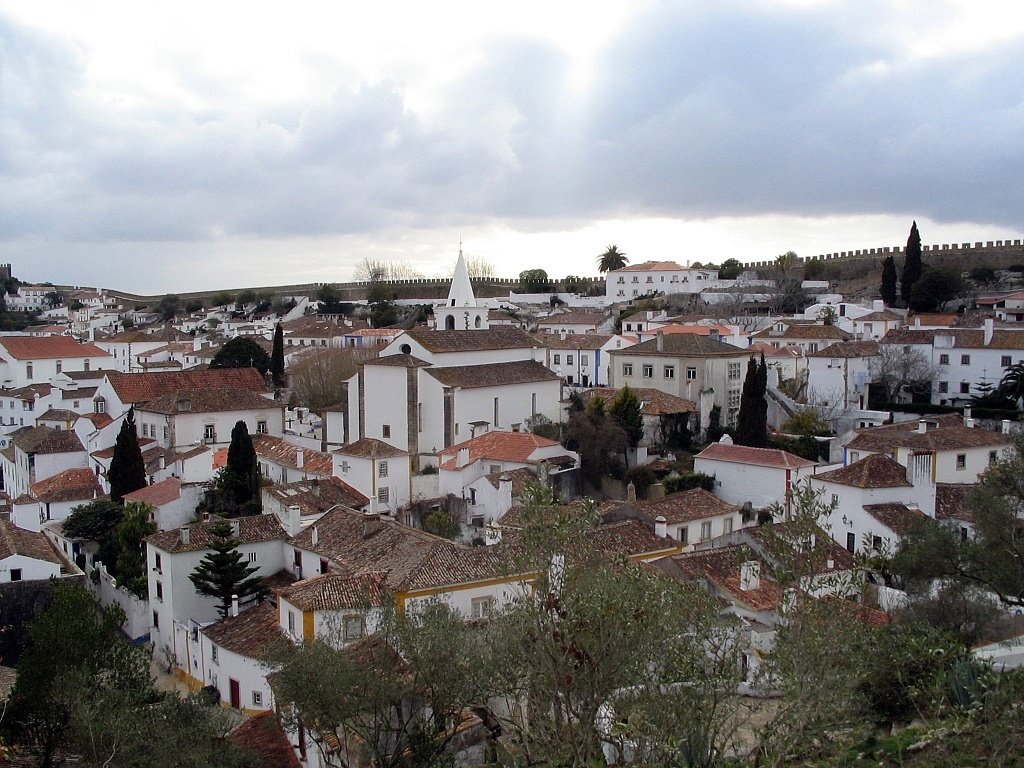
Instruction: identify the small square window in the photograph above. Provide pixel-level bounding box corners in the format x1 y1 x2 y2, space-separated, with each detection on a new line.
382 424 391 438
959 382 970 394
378 461 388 477
938 381 948 393
10 568 22 582
622 364 633 377
377 487 389 504
343 615 366 641
471 596 494 619
686 367 697 380
956 453 967 469
961 354 970 365
642 365 653 378
664 365 675 379
252 690 263 707
1002 356 1012 368
256 420 268 434
939 354 949 365
566 355 574 365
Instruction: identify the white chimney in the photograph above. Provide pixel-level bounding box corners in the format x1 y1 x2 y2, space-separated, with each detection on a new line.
311 526 319 547
872 299 883 311
826 558 835 570
296 448 304 469
181 526 190 545
231 520 241 538
1003 419 1012 434
984 318 995 346
964 406 972 423
158 454 166 470
627 482 636 502
739 561 761 591
285 505 301 537
456 447 470 468
230 594 239 618
656 332 664 352
363 512 381 538
654 515 667 538
917 419 927 434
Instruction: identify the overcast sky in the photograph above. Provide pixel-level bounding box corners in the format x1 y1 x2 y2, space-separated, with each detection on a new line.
1 1 1022 293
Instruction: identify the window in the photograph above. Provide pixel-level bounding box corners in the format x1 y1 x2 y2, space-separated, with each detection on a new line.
320 558 329 574
382 424 391 438
728 388 741 409
831 494 839 506
723 517 733 534
153 611 159 629
154 552 162 571
256 420 267 434
252 691 263 707
686 367 697 380
493 397 499 426
959 382 970 394
1003 355 1013 368
664 365 675 379
155 582 163 601
617 276 624 284
961 354 971 365
989 450 999 464
248 552 257 563
378 461 388 478
872 535 883 550
956 453 967 470
700 521 712 540
211 645 218 664
846 532 856 553
642 364 653 378
25 363 32 379
938 381 948 393
678 527 688 544
55 360 62 374
863 323 873 334
203 424 216 442
340 460 350 473
329 614 363 644
553 354 560 364
287 611 296 634
939 354 949 365
377 487 389 504
471 596 494 619
84 360 90 371
565 355 574 366
622 363 633 377
581 355 589 366
728 362 741 380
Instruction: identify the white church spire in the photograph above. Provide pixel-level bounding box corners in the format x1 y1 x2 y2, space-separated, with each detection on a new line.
435 244 489 330
446 244 476 307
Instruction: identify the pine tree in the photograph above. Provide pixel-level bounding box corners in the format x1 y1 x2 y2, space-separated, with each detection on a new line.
900 220 923 303
881 255 898 306
189 521 266 618
270 323 285 387
225 420 261 514
108 408 146 505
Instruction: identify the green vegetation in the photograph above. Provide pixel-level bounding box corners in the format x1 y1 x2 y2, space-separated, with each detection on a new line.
189 520 268 618
108 408 147 505
597 244 628 273
209 336 271 374
901 220 923 303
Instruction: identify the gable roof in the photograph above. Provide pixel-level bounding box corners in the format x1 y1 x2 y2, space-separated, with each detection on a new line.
0 518 64 565
537 333 614 350
123 476 182 507
661 546 782 612
936 483 974 523
202 602 287 658
146 513 287 554
863 503 929 535
263 476 369 515
252 435 333 476
334 438 407 459
137 387 280 415
613 261 689 272
405 326 540 353
585 519 680 558
30 467 103 504
537 312 607 328
0 336 109 360
425 360 559 389
105 369 269 405
581 387 697 416
752 323 852 341
696 442 816 470
11 426 84 455
612 334 746 358
277 573 385 612
813 454 911 489
618 488 740 526
847 414 1011 452
231 713 302 768
437 431 567 470
808 341 881 359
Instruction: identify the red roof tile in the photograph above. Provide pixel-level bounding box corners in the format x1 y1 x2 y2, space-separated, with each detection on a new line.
696 442 816 470
105 369 269 405
613 261 689 272
123 476 181 507
146 513 286 554
30 468 103 504
277 573 385 612
252 435 333 476
232 713 302 768
202 602 287 658
437 431 566 470
334 438 407 459
863 503 928 535
0 336 110 360
813 454 911 489
581 387 697 416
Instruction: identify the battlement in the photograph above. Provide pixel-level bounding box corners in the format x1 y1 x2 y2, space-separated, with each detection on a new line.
745 238 1024 268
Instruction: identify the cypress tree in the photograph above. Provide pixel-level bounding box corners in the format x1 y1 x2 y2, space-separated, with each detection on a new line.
735 357 759 446
880 255 898 306
225 420 261 514
900 220 923 303
108 408 146 505
270 323 285 386
753 354 769 448
189 521 266 618
608 385 645 449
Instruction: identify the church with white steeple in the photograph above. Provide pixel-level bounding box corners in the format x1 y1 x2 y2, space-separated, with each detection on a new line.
434 247 490 330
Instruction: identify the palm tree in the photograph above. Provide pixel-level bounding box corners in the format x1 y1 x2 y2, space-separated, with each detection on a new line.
597 245 628 273
999 361 1024 404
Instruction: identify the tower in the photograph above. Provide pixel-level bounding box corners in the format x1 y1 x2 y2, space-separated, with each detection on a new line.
434 246 489 331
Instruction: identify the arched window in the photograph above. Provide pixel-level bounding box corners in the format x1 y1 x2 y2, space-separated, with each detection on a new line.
474 315 482 328
445 315 455 330
400 343 412 355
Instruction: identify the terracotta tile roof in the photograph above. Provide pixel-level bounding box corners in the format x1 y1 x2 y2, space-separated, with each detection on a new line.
105 369 269 405
438 430 564 469
696 442 817 469
935 483 974 523
79 412 113 429
277 573 385 612
91 436 154 460
0 518 63 565
11 426 84 455
366 353 431 367
123 476 181 507
202 602 287 658
37 408 80 422
280 316 349 338
666 546 782 612
253 435 333 476
880 328 937 345
847 414 1011 452
537 333 614 350
752 323 852 341
347 327 403 338
537 312 607 328
745 342 804 358
813 454 911 489
2 383 52 401
425 360 559 389
855 310 902 322
103 327 192 343
483 466 537 495
581 387 697 416
743 522 857 571
406 326 540 353
232 712 301 768
139 387 281 415
613 334 747 358
334 438 407 459
585 519 679 558
291 508 501 592
863 503 928 535
808 341 881 358
626 488 740 525
263 476 369 515
0 336 109 360
146 513 287 554
30 468 103 504
613 261 689 272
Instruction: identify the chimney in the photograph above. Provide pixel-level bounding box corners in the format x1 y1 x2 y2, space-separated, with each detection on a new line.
363 511 381 538
872 299 883 311
456 447 470 468
826 557 835 570
285 505 301 537
654 515 667 538
230 595 239 618
231 520 241 538
964 406 972 423
181 526 190 545
648 482 666 500
626 482 636 502
159 453 166 470
311 526 319 547
656 332 664 352
917 419 927 434
984 318 995 346
739 560 761 591
296 448 304 469
914 316 921 328
1003 419 1012 434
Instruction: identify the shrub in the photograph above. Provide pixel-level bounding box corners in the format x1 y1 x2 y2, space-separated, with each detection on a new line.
623 465 656 497
663 472 715 494
768 434 822 462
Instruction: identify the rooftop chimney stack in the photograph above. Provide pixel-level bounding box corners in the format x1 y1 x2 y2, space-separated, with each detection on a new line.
740 560 761 591
984 318 995 346
296 448 304 469
654 515 667 538
1003 419 1012 434
626 482 636 503
363 512 381 538
456 447 470 468
285 505 301 537
656 332 664 352
181 526 190 545
230 595 239 618
311 526 319 547
917 419 927 434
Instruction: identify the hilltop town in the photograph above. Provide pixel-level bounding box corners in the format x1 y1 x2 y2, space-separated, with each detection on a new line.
3 234 1024 766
